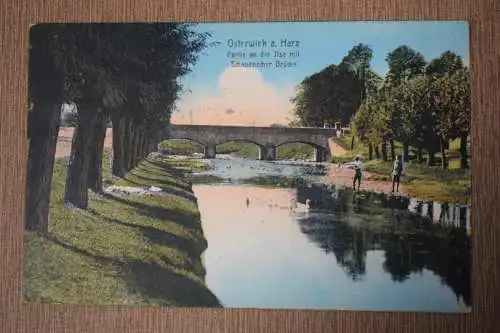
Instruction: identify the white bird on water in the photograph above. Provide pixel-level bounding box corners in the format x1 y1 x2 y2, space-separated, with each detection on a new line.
290 198 311 213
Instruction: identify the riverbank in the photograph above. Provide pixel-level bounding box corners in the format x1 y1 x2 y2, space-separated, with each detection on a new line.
329 136 470 204
24 153 221 307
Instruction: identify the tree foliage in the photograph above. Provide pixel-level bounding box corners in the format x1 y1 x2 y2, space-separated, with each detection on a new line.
291 44 377 128
290 45 470 169
26 23 212 234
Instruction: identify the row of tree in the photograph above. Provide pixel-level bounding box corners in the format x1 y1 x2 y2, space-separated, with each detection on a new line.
26 24 211 236
291 44 471 169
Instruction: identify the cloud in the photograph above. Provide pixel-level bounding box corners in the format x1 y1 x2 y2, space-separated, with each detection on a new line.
171 66 295 126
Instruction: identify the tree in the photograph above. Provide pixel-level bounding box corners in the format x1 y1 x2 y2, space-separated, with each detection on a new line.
385 46 426 85
426 52 469 169
25 23 212 235
426 51 464 76
366 83 393 161
429 68 471 169
339 44 374 149
26 24 67 235
60 24 211 209
291 72 329 127
350 71 388 161
385 46 427 161
352 97 374 159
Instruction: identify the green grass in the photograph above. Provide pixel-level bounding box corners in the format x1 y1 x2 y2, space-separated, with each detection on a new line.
218 141 260 158
333 134 471 204
158 140 204 155
24 153 221 307
276 143 314 160
217 141 315 160
364 158 470 205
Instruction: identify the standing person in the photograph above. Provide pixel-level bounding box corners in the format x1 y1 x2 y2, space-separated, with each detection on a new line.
351 156 364 192
392 155 404 193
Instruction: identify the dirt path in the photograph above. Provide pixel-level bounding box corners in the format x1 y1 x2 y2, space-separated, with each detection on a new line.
322 165 396 193
56 127 113 158
328 137 347 157
325 138 398 193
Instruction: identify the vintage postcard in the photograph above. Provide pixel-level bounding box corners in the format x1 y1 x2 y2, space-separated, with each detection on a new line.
25 21 471 313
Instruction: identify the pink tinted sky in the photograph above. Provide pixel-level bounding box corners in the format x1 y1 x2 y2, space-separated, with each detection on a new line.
171 66 296 127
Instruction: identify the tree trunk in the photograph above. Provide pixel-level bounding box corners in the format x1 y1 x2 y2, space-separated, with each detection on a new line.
403 142 410 162
64 106 97 210
25 25 65 235
428 151 436 166
134 129 142 166
460 133 469 169
149 136 158 154
131 126 139 168
111 113 126 177
417 148 423 164
390 140 395 160
138 129 144 162
88 111 108 193
381 140 388 161
25 101 61 235
141 131 148 158
368 144 373 160
133 126 139 168
123 117 133 172
440 138 448 170
144 137 151 156
374 145 380 159
138 131 144 160
350 135 355 150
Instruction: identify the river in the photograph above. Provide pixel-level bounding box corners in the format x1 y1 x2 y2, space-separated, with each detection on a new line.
183 155 471 313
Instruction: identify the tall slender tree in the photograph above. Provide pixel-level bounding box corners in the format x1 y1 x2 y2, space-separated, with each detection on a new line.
26 24 66 235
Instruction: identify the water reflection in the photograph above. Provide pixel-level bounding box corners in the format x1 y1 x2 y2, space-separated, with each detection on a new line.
295 184 471 309
188 156 471 312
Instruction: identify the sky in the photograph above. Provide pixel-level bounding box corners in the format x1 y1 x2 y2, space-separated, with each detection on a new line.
171 21 469 126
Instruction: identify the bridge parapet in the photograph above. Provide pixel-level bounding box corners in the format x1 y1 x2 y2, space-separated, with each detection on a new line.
165 124 335 162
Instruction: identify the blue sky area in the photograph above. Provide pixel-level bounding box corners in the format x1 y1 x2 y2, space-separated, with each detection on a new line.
172 21 469 125
182 21 469 93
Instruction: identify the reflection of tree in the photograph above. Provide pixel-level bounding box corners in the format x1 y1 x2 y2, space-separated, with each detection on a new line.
382 228 415 282
295 184 471 306
299 214 367 281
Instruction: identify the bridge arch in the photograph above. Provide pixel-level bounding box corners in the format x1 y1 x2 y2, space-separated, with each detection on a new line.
274 141 331 162
216 139 265 160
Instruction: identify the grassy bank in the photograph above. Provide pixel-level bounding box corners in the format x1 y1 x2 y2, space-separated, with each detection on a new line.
159 139 315 160
24 154 221 307
333 135 471 204
364 160 470 204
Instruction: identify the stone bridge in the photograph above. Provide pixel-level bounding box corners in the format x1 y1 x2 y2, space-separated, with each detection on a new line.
163 124 336 162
